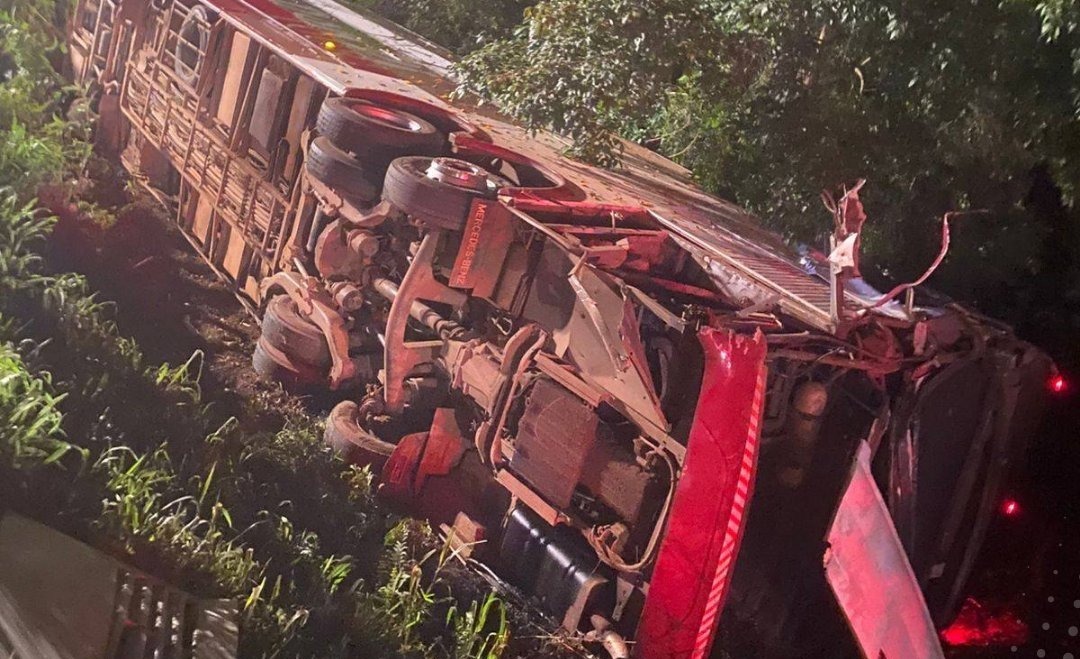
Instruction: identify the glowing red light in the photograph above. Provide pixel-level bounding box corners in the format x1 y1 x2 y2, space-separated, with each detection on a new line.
1002 499 1019 517
941 597 1028 647
1049 374 1067 394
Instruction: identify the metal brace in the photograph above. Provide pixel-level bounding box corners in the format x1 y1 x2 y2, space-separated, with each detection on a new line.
260 270 356 389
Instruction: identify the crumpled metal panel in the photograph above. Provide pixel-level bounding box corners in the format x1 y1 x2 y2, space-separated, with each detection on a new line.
825 442 945 659
635 328 768 659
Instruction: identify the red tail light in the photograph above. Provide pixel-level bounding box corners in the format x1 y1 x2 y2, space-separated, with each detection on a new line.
1001 499 1020 517
1049 373 1067 394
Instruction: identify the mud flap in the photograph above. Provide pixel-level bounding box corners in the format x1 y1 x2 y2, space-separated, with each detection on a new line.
635 328 767 659
380 408 484 527
825 442 945 659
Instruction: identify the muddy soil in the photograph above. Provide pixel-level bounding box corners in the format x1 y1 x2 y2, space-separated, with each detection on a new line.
45 167 313 432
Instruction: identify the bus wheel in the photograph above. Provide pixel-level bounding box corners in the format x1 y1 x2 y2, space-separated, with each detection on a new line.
260 295 332 367
316 98 444 162
252 337 325 390
383 156 502 230
324 400 396 472
306 136 380 204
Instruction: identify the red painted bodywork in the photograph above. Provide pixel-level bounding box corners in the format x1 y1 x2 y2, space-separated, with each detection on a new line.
76 1 1057 655
825 442 945 658
636 328 768 659
450 200 515 297
381 408 476 527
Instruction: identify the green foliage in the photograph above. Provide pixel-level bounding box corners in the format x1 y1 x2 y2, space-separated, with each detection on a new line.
0 192 53 295
0 0 88 195
0 1 66 124
0 175 509 656
362 520 515 658
457 0 717 165
376 520 441 654
0 340 83 471
350 0 529 54
1036 0 1080 80
96 445 263 593
447 593 511 659
0 120 67 190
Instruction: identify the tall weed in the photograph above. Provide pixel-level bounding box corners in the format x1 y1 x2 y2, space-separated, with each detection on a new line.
0 340 83 471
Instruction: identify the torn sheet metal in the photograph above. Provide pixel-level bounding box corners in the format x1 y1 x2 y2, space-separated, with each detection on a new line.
825 442 945 659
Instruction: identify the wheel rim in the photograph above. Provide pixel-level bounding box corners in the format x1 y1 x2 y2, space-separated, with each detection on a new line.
424 158 491 191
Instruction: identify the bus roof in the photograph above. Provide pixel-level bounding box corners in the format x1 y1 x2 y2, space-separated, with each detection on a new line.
203 0 851 331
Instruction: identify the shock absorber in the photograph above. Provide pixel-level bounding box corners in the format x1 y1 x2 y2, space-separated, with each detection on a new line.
372 277 467 340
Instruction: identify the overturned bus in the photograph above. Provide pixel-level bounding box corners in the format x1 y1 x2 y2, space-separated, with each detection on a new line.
69 0 1055 656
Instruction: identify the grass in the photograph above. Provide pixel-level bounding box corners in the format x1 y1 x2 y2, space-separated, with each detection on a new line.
0 337 82 472
0 2 586 658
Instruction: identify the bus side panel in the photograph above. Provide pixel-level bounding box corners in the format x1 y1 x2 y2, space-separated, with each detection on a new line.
115 1 325 309
635 329 767 659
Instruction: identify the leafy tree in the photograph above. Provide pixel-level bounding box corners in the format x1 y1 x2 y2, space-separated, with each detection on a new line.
457 0 719 164
0 0 85 193
347 0 530 54
456 0 1080 323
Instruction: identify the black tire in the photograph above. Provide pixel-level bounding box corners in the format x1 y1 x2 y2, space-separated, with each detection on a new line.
316 97 444 162
382 156 496 230
325 400 397 471
252 337 325 390
305 136 381 204
260 295 331 366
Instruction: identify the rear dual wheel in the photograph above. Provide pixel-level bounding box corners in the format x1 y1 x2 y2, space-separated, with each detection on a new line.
307 98 448 210
252 337 324 390
260 295 331 365
305 136 380 205
252 296 329 389
315 97 444 163
382 156 507 230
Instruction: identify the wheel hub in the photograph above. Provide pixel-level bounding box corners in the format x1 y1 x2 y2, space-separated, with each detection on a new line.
425 158 492 192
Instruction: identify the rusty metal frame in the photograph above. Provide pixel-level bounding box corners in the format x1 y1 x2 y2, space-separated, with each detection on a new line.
117 3 300 307
382 230 467 413
70 4 1056 657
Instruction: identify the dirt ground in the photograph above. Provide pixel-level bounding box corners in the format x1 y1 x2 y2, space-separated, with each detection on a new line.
47 175 306 431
